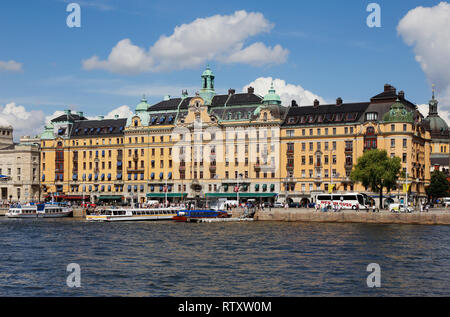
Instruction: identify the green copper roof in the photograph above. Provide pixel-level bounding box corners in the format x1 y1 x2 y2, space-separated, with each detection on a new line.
263 82 281 105
135 96 150 112
201 64 214 78
40 122 55 140
383 100 413 123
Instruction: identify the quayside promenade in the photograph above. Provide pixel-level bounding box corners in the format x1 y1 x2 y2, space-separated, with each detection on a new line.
2 207 450 225
254 208 450 225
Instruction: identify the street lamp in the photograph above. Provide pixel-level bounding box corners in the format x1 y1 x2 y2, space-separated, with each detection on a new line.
237 173 243 206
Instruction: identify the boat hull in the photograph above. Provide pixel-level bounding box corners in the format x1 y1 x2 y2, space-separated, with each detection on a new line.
86 214 177 222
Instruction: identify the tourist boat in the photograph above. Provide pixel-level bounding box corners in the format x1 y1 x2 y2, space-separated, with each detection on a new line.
85 207 183 222
6 203 73 218
172 209 231 222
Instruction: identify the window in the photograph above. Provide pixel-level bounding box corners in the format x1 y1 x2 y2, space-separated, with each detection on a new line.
366 112 378 121
391 124 395 132
402 153 407 163
333 128 336 135
403 139 407 148
391 139 395 147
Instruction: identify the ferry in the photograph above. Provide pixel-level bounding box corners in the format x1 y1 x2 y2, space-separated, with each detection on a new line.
6 203 73 218
173 209 231 222
85 207 183 222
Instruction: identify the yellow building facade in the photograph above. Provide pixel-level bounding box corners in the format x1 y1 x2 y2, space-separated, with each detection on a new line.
39 68 435 207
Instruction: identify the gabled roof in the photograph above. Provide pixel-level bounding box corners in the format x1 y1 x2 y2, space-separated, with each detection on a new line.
51 113 86 123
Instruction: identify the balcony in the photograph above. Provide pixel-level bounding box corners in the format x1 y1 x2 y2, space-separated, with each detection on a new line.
179 164 186 171
209 164 217 172
286 164 294 171
286 149 294 156
314 162 322 168
254 163 261 172
344 147 353 153
132 154 139 161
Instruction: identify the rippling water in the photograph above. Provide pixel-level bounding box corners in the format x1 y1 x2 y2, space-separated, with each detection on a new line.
0 217 449 296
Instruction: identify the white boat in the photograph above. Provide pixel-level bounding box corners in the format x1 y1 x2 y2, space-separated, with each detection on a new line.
6 203 73 218
85 207 183 222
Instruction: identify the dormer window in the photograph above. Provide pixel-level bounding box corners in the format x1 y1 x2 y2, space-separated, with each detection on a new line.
134 120 138 127
365 112 378 121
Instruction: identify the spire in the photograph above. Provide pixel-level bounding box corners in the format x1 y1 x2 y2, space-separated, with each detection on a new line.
429 84 438 116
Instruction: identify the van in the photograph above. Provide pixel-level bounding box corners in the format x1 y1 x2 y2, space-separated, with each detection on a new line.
389 203 413 213
443 197 450 207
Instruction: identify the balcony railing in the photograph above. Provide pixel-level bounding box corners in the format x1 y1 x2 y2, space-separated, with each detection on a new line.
286 164 294 170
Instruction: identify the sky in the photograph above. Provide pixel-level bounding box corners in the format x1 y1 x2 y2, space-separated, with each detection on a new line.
0 0 449 139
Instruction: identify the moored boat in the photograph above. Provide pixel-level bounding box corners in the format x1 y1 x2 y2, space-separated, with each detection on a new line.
85 207 183 222
173 209 231 222
6 203 73 218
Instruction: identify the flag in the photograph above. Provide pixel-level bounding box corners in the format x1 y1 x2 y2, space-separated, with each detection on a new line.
328 184 335 194
403 184 411 193
234 186 239 192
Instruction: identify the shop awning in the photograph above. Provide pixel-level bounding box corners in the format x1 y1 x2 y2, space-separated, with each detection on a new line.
99 195 123 200
205 193 277 198
146 193 187 198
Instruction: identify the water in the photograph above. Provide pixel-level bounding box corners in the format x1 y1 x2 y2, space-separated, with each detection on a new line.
0 217 449 296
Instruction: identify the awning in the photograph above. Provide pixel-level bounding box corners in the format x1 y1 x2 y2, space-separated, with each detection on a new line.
270 184 275 191
146 193 188 198
99 195 123 200
205 193 277 198
255 184 260 191
63 195 84 200
262 184 268 191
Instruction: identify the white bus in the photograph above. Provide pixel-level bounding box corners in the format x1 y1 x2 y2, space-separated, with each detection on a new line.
316 193 370 210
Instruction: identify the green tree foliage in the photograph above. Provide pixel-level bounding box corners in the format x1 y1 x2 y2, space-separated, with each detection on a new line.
426 170 449 202
350 149 402 207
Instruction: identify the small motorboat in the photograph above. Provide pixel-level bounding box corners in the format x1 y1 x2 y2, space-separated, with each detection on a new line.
173 209 231 222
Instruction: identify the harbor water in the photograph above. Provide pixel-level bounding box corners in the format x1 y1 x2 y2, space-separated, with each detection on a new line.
0 217 449 296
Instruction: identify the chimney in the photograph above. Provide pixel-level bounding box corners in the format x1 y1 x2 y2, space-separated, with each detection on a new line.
291 100 298 107
77 111 84 117
313 99 320 107
398 90 405 99
114 114 119 120
384 84 391 92
247 86 255 94
182 90 188 97
228 88 236 95
64 109 71 115
336 97 343 106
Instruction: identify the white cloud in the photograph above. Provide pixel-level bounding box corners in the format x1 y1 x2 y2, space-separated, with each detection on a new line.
0 103 46 138
398 2 450 108
83 39 154 75
104 105 133 119
243 77 325 107
219 42 288 66
82 10 288 74
0 60 23 72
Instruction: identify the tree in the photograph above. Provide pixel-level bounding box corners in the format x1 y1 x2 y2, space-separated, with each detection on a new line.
350 149 402 208
426 170 449 203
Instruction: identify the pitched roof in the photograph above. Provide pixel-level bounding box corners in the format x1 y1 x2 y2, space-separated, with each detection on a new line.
70 118 127 138
283 102 370 126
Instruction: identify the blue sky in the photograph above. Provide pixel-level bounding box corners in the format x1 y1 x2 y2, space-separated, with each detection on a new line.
0 0 449 137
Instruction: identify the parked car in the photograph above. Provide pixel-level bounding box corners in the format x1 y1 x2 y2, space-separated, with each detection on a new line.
273 202 285 208
263 202 273 208
288 202 300 208
389 203 413 213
